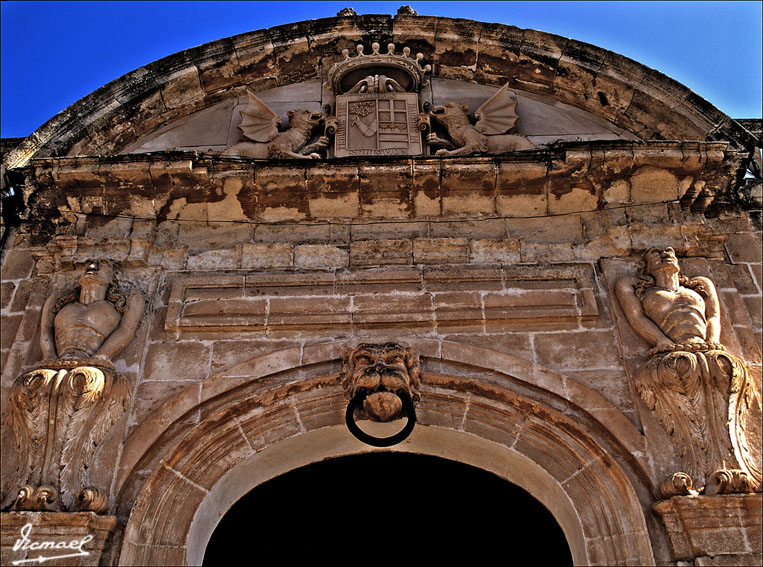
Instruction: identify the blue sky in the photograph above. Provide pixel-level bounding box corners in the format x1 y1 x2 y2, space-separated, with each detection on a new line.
1 1 761 138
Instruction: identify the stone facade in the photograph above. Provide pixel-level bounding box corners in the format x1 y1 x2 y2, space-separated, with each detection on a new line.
1 12 761 567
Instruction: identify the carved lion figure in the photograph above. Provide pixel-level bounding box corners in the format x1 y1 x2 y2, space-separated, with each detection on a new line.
223 91 329 159
340 343 421 422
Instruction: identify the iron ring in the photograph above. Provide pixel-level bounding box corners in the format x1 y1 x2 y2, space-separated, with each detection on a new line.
345 391 416 447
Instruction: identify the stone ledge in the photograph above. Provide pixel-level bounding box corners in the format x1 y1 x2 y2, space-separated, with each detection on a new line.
653 493 763 562
7 141 747 236
0 512 118 567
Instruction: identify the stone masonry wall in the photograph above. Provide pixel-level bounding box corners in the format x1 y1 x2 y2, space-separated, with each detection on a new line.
1 152 761 566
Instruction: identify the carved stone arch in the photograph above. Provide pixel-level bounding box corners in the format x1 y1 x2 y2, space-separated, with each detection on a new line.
117 340 654 566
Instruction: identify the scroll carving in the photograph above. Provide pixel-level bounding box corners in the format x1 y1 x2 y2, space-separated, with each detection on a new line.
222 90 329 159
616 248 762 498
427 83 535 156
2 261 144 513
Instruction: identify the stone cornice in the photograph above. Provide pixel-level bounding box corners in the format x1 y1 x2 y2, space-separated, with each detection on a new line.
6 141 746 243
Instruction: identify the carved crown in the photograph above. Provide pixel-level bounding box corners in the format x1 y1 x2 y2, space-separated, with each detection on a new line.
327 42 431 95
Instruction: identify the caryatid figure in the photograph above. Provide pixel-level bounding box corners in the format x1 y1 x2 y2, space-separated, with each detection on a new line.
2 260 144 513
40 260 144 362
616 248 761 497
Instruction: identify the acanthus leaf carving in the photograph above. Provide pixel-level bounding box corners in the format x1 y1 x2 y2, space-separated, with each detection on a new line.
1 260 144 513
616 248 762 498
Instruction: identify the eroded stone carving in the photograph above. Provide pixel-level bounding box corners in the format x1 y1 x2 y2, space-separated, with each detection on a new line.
327 43 431 157
2 261 144 513
223 91 329 159
427 83 535 156
341 342 421 422
616 248 762 498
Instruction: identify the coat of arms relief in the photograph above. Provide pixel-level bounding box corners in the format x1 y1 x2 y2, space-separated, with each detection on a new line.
222 42 535 159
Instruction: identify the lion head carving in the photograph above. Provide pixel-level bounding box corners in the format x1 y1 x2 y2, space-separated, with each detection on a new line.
286 109 324 135
340 343 421 422
430 102 472 128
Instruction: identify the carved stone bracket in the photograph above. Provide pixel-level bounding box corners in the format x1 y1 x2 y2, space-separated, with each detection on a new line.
653 493 762 564
3 360 131 514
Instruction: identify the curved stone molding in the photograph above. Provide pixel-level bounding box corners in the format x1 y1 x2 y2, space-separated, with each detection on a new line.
118 371 655 566
3 15 754 170
115 339 647 500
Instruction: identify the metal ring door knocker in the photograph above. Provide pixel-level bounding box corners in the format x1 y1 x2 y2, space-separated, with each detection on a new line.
345 390 416 447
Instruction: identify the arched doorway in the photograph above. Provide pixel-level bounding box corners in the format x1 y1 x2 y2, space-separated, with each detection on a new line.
119 345 656 566
202 452 572 565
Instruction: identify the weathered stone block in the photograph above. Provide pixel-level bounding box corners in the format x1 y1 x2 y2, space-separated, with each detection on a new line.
359 163 413 218
294 244 348 270
413 238 469 264
268 296 351 327
441 161 496 215
726 232 763 264
186 247 241 270
469 239 521 264
412 162 441 216
242 242 293 269
533 330 621 371
0 282 16 310
350 239 412 267
630 166 679 203
143 341 212 381
1 250 35 280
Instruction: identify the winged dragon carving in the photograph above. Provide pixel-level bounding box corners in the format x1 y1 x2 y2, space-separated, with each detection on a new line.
427 83 535 155
223 91 329 159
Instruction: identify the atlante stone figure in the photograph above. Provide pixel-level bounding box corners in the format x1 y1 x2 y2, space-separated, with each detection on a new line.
616 248 761 497
40 260 144 361
2 261 144 514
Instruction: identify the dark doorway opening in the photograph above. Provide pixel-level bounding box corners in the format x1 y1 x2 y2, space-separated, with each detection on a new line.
203 452 573 565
